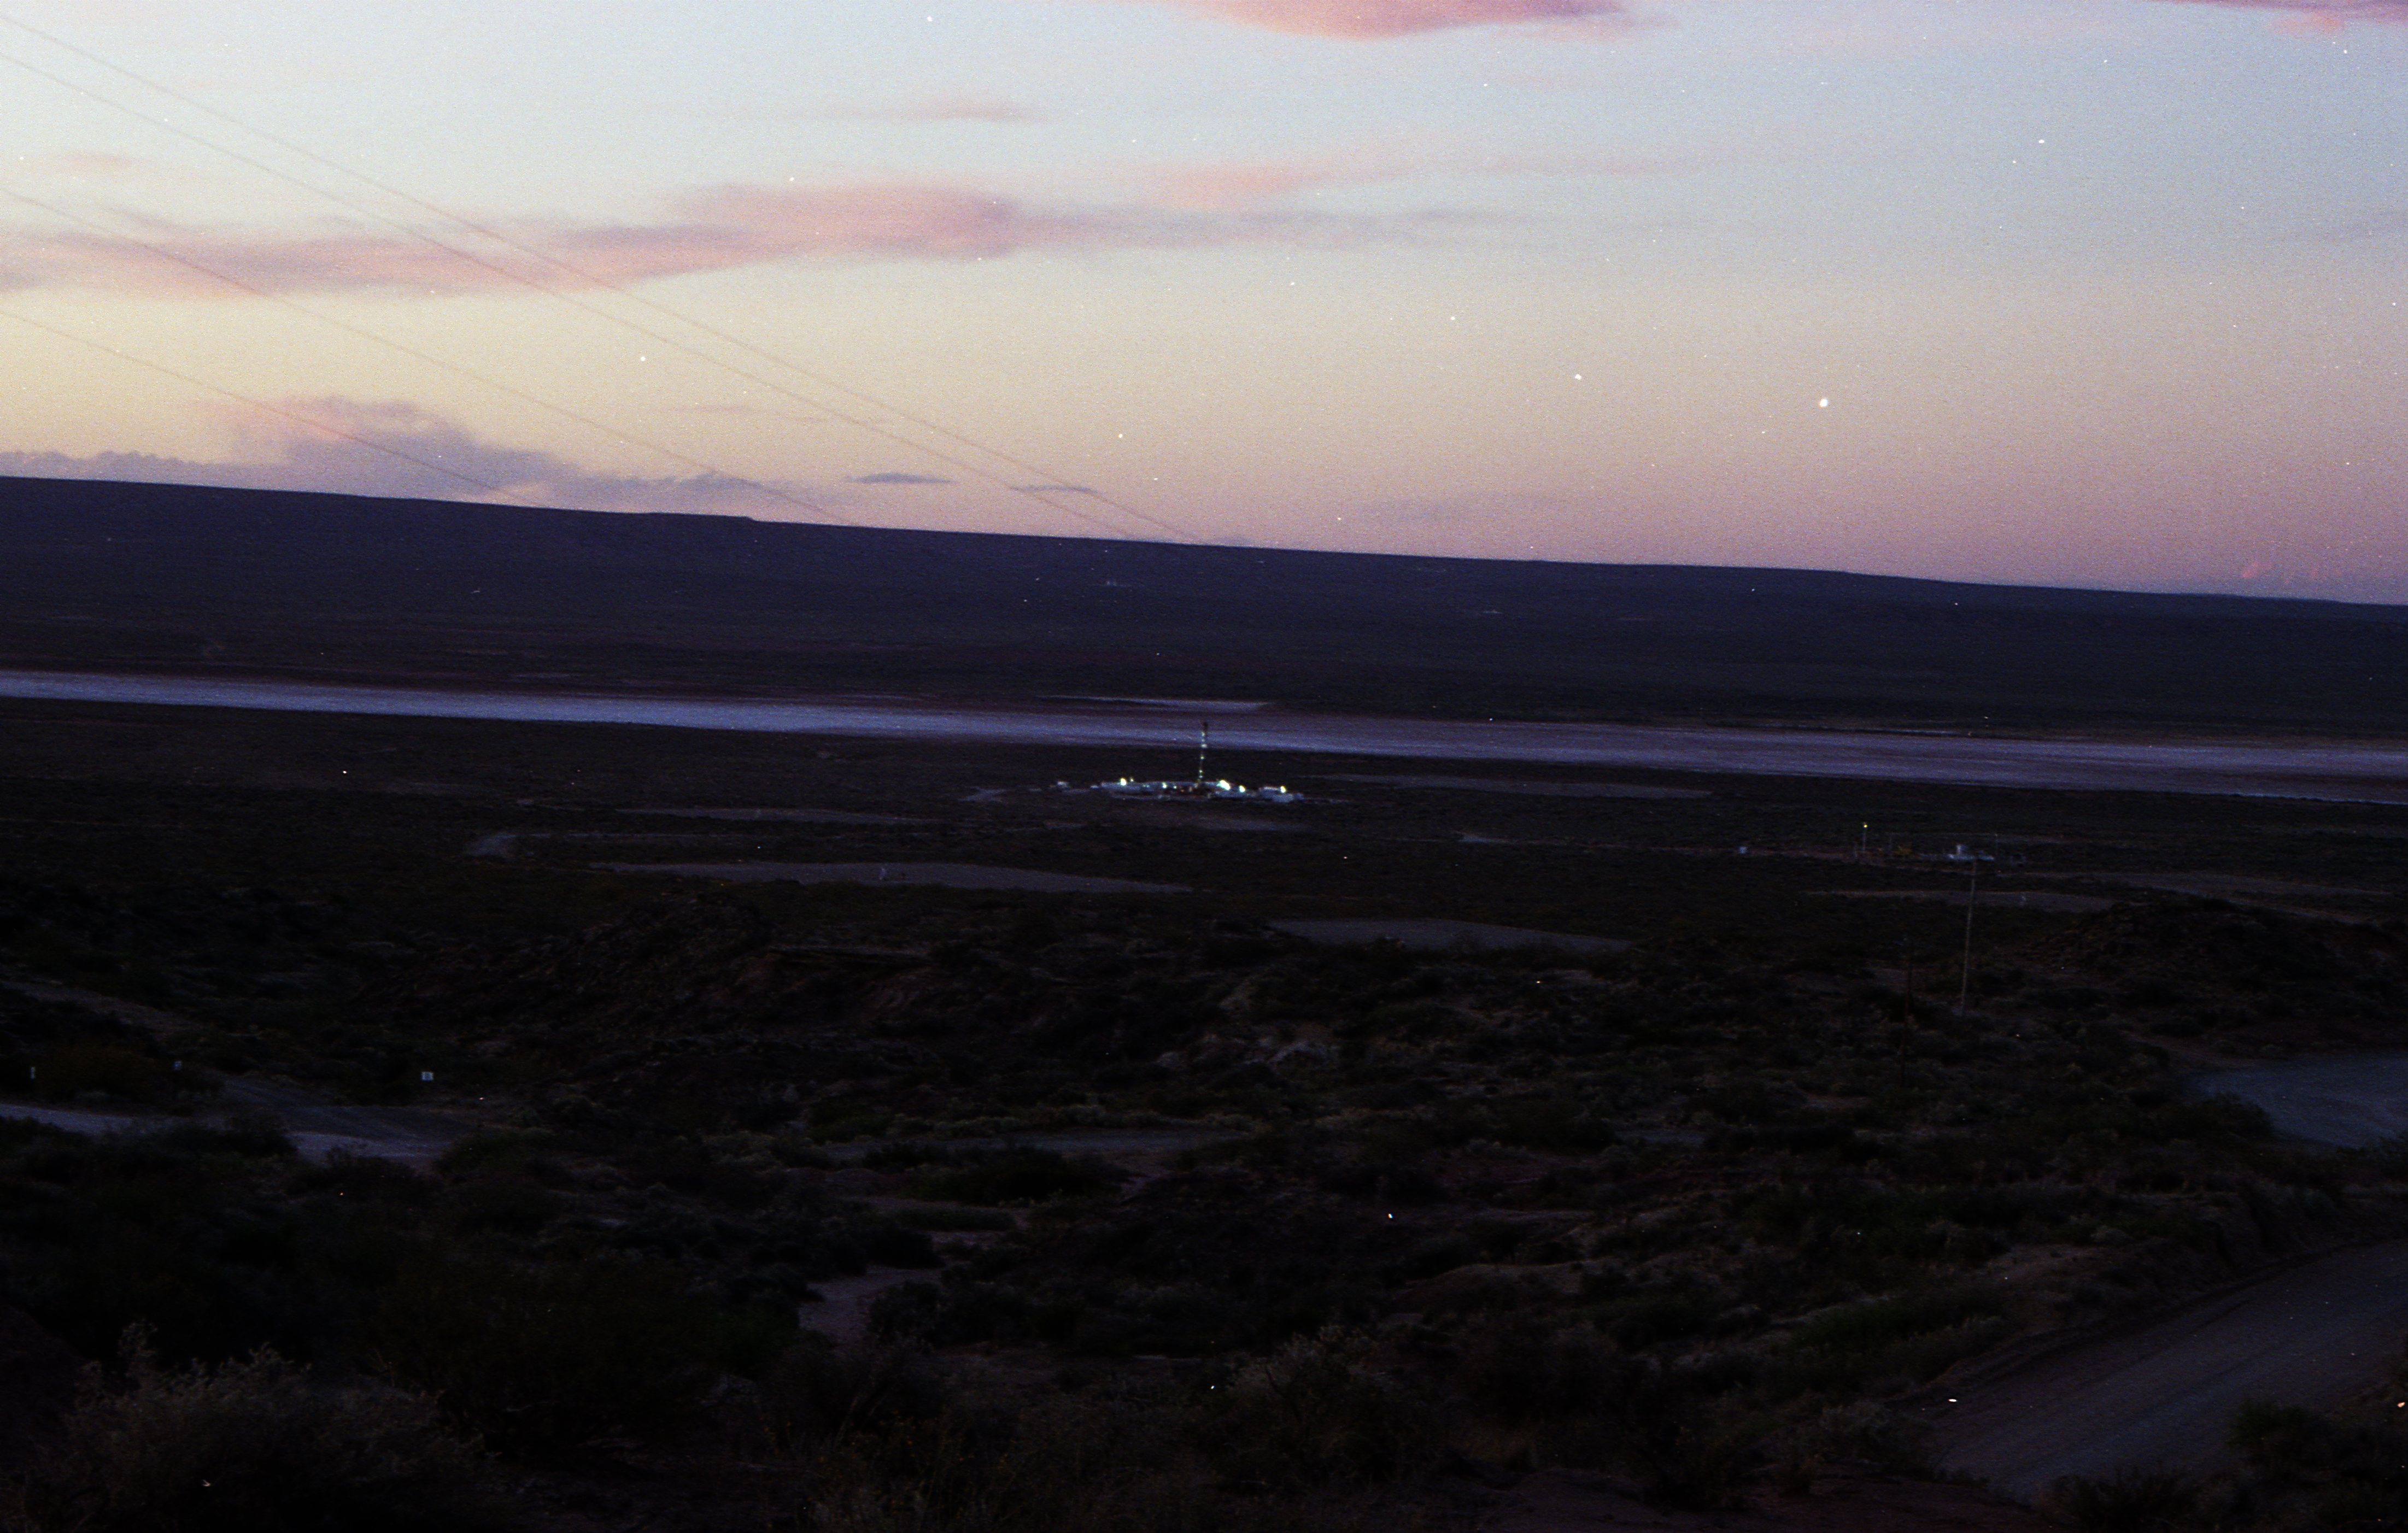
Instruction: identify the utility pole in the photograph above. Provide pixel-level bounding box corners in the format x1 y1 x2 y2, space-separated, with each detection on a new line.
1897 941 1914 1093
1957 850 1979 1014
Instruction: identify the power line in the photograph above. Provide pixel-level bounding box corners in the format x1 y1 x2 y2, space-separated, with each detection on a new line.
0 302 525 501
0 12 1197 543
0 185 856 526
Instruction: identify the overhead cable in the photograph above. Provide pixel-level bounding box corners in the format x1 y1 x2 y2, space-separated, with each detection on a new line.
0 302 525 501
0 13 1196 543
0 185 857 526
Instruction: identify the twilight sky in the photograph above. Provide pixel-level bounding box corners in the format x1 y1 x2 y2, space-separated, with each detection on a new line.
1 1 2403 600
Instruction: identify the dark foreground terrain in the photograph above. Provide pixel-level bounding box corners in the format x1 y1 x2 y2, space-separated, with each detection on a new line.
0 693 2404 1532
4 477 2408 1530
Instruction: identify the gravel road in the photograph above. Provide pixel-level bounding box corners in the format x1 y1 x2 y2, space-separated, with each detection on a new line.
1929 1055 2408 1498
2190 1053 2408 1149
0 1081 475 1166
214 1077 473 1166
0 977 478 1166
1931 1242 2408 1497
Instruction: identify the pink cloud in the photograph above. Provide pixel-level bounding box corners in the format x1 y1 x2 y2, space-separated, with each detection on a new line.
2160 0 2408 21
1105 0 1644 39
1155 160 1363 209
1150 149 1684 209
1096 0 2408 40
0 180 1422 298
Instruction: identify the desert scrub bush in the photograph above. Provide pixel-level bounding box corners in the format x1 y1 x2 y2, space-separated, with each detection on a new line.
436 1176 563 1237
1610 1355 1772 1511
756 1334 953 1448
288 1149 437 1205
1767 1399 1931 1480
802 1391 1208 1533
1779 1284 2016 1395
858 1141 948 1172
431 1129 555 1180
1197 1328 1436 1489
867 1273 1220 1355
2225 1396 2408 1520
7 1331 491 1533
0 1142 319 1365
368 1252 775 1451
1450 1312 1626 1425
1481 1095 1616 1152
2149 1093 2272 1143
905 1147 1120 1205
28 1044 177 1106
149 1113 293 1160
888 1203 1014 1233
1585 1290 1719 1350
808 1101 894 1143
1786 1283 2007 1355
2358 1130 2408 1180
1737 1183 1944 1256
2036 1465 2198 1532
849 1219 941 1269
866 1277 1029 1348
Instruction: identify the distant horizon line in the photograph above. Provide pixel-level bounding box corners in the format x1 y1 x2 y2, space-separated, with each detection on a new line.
1 468 2395 614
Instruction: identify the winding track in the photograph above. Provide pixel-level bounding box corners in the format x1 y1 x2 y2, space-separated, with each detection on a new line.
0 978 477 1165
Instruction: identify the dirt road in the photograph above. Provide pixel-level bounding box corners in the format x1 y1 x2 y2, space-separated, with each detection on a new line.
0 1080 474 1166
0 977 478 1166
2190 1052 2408 1149
1930 1241 2408 1497
214 1077 472 1166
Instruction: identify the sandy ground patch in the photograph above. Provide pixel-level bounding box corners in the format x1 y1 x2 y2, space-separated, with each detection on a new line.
2188 1052 2408 1148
